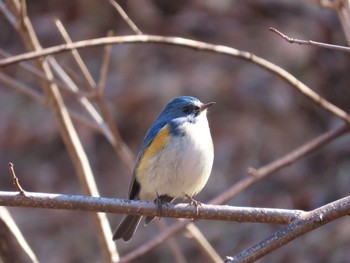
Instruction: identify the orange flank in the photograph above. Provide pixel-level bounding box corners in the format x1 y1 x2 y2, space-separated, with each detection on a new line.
138 125 170 173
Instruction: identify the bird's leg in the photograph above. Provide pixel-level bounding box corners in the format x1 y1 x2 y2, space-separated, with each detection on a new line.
155 193 163 219
154 193 173 219
185 194 202 218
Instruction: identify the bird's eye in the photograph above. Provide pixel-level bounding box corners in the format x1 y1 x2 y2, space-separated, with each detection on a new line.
182 106 191 113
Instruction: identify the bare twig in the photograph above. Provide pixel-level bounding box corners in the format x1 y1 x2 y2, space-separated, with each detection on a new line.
54 18 96 89
0 0 16 27
185 223 222 263
247 124 350 179
305 0 339 10
157 220 187 263
0 49 72 93
333 0 350 44
0 71 44 103
0 207 39 263
269 27 350 52
1 34 349 125
119 220 193 263
109 0 143 35
97 30 113 95
225 194 350 262
8 163 25 195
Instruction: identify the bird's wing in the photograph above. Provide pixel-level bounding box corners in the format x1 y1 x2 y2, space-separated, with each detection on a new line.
128 121 169 200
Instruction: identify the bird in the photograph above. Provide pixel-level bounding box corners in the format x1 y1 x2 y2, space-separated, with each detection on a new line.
113 96 214 241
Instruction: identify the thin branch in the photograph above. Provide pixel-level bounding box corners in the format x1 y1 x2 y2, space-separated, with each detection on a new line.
333 0 350 44
269 27 350 52
185 223 222 263
0 49 75 94
0 0 16 27
8 163 25 195
157 220 188 263
119 220 193 263
1 35 349 125
247 124 350 179
0 207 39 263
54 18 96 89
46 57 109 130
0 71 44 103
0 191 302 224
97 30 113 95
225 194 350 262
305 0 339 10
109 0 143 35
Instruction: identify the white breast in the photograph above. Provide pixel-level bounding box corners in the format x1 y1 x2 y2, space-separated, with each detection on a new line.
138 113 214 201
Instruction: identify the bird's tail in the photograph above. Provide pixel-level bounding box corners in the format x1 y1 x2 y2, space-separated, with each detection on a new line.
113 215 142 241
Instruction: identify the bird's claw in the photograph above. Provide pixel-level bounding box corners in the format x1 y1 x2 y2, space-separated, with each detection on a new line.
185 194 202 218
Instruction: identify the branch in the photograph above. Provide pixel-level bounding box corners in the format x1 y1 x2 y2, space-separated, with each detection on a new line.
0 191 301 224
225 194 350 262
109 0 142 35
185 223 223 263
269 27 350 52
8 162 25 195
212 124 350 206
157 220 188 263
1 34 349 125
332 0 350 44
0 71 44 103
54 18 96 89
0 207 39 263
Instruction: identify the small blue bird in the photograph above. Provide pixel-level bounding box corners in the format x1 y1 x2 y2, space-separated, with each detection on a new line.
113 96 214 241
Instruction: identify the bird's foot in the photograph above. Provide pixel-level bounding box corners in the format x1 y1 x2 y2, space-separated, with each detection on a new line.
185 194 202 218
155 194 173 219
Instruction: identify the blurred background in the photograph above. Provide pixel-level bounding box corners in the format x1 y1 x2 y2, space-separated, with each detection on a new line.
1 0 350 262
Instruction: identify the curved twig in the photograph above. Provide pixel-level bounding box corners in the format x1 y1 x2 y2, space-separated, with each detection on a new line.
1 34 349 125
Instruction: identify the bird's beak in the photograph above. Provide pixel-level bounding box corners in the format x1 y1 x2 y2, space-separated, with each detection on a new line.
200 102 215 112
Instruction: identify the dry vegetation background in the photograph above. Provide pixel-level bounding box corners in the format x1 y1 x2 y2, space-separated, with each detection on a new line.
1 0 350 262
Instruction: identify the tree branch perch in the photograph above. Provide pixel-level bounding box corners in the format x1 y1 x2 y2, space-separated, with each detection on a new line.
0 191 302 224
